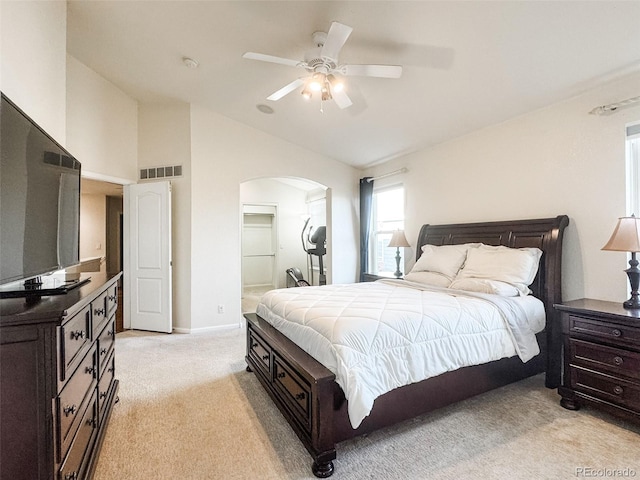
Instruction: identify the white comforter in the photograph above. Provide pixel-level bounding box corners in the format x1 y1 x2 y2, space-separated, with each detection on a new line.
256 279 546 428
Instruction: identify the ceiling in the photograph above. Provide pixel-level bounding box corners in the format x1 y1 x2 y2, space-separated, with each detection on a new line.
66 1 640 169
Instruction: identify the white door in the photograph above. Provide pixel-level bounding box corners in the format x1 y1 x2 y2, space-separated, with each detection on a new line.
124 181 172 333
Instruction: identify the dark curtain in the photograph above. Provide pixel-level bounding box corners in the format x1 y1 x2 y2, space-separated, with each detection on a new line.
359 177 374 281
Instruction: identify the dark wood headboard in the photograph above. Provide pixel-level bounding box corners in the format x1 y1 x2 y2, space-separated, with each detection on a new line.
416 215 570 386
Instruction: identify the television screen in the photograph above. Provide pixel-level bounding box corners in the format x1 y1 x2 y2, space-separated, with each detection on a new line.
0 93 81 287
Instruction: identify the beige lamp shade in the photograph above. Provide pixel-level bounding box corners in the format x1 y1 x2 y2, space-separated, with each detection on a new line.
602 215 640 252
388 230 410 248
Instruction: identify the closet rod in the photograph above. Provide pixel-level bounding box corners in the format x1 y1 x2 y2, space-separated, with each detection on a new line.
366 167 408 182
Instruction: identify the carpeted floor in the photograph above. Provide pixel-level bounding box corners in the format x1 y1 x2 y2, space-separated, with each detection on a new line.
93 328 639 480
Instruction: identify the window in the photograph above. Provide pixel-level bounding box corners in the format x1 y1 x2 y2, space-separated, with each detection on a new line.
368 185 405 275
626 122 640 216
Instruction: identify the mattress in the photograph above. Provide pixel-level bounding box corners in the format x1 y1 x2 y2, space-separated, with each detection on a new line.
256 279 546 428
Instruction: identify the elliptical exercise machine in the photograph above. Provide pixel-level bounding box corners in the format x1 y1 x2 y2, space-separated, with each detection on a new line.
286 217 327 287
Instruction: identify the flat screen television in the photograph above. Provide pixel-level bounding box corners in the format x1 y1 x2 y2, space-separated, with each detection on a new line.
0 92 84 297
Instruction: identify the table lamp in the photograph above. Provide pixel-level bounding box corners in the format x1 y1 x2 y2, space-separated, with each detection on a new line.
602 214 640 309
388 230 410 278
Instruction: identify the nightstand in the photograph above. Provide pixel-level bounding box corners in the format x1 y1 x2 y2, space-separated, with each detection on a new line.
554 299 640 424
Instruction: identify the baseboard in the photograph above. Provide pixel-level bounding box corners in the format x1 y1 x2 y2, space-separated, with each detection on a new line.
172 323 243 334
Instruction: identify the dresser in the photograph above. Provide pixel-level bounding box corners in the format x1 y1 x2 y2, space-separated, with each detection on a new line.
0 272 121 480
555 299 640 424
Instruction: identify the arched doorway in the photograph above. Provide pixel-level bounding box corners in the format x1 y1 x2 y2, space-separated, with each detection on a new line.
240 176 328 313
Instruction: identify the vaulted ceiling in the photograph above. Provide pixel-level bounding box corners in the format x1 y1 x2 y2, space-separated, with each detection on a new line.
67 1 640 168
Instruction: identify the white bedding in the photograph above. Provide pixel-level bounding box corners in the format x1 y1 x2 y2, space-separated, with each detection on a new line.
256 279 546 428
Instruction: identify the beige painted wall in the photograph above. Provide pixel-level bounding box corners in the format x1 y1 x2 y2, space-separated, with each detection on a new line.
1 1 67 143
80 194 106 266
365 72 640 304
137 103 192 332
190 105 359 331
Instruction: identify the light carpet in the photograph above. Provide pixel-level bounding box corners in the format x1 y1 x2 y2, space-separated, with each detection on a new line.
93 328 639 480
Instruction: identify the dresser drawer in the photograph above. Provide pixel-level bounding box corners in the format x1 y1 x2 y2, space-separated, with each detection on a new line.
570 338 640 381
97 350 115 422
57 343 97 459
569 315 640 348
105 283 118 319
273 355 311 430
91 291 109 339
248 330 271 376
570 365 640 412
60 305 92 382
97 318 115 376
58 391 98 480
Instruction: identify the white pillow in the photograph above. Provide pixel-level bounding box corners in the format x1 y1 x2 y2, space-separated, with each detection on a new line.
410 243 479 280
455 244 543 295
449 278 521 297
404 271 452 287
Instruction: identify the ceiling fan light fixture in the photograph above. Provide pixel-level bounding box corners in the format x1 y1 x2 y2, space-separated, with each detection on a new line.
309 73 325 92
301 87 312 100
327 74 344 93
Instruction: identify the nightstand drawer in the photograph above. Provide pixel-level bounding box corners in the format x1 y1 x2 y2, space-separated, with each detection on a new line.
570 365 640 412
569 315 640 348
570 338 640 381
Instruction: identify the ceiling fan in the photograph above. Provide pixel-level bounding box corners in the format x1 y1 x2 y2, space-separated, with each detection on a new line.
243 21 403 109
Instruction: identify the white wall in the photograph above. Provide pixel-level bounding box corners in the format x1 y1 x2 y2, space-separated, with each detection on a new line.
365 72 640 304
66 55 138 182
240 179 315 288
1 1 67 144
138 103 192 332
190 105 359 331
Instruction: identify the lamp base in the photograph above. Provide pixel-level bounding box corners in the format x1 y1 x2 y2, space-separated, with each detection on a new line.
624 254 640 309
394 247 402 278
623 296 640 309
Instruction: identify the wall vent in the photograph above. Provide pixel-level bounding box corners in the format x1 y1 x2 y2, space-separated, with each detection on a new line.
139 165 183 181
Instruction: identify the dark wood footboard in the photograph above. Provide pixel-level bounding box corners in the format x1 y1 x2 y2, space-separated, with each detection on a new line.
245 312 337 477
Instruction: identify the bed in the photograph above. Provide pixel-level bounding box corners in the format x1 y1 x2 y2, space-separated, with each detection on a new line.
244 216 569 477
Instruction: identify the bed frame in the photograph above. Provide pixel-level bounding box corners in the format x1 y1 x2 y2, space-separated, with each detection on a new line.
244 215 569 477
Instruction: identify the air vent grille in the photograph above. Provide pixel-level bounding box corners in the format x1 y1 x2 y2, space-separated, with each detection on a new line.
140 165 183 181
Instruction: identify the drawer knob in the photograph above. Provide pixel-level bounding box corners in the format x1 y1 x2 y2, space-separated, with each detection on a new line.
64 472 79 480
108 366 115 373
262 354 269 361
63 404 77 416
87 418 97 427
101 347 108 355
85 366 96 375
251 342 258 349
108 295 116 301
613 385 624 395
611 329 622 337
108 329 115 337
70 330 86 341
295 392 306 400
277 372 286 378
94 307 106 316
613 356 624 366
100 391 108 399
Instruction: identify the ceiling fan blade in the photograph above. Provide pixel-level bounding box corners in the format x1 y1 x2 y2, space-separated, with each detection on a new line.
342 64 403 78
320 22 353 61
331 88 352 109
242 52 303 68
267 78 305 101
